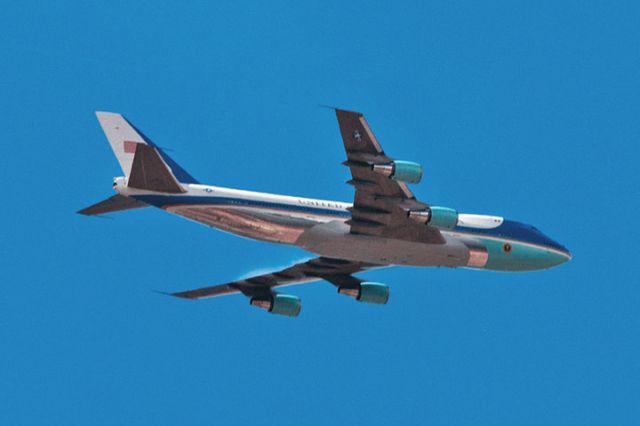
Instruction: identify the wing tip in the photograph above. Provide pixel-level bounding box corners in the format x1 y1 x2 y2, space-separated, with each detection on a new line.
152 289 194 299
95 111 121 119
318 103 338 110
318 104 363 116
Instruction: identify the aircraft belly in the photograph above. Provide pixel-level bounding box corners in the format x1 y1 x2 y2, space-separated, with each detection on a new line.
165 205 325 244
296 221 471 267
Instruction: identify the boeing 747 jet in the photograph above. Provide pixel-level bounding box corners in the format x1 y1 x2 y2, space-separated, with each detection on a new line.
80 109 571 317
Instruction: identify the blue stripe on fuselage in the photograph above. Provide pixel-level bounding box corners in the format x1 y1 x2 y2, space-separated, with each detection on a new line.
132 194 352 218
134 194 567 254
453 220 569 254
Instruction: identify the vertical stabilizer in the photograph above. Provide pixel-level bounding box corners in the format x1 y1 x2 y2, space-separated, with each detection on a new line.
95 112 198 184
96 112 145 178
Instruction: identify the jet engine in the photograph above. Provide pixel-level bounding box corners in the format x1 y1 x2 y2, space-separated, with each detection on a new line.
250 294 302 317
372 160 423 184
338 282 390 304
408 206 459 229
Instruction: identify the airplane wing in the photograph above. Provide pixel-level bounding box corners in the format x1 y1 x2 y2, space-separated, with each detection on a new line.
335 109 445 243
170 257 380 300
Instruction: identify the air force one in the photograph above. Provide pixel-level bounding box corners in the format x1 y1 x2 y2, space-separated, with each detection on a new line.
80 109 571 317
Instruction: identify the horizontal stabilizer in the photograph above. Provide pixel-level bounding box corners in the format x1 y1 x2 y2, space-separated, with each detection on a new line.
78 194 148 216
128 143 186 193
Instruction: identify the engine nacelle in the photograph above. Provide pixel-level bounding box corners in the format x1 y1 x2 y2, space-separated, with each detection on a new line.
408 206 459 229
372 160 423 184
250 294 301 317
428 206 458 229
338 282 390 304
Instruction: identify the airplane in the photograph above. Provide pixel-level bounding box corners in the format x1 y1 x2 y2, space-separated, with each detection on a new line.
80 109 571 317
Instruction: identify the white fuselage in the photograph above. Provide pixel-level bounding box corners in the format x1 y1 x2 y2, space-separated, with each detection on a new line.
115 179 570 271
116 180 488 268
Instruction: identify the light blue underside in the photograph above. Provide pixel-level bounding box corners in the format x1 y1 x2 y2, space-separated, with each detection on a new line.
481 239 568 271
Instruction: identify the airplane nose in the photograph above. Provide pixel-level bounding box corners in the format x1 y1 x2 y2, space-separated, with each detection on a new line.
564 249 572 261
546 248 572 268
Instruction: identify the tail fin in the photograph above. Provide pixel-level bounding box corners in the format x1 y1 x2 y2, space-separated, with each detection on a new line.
95 112 199 186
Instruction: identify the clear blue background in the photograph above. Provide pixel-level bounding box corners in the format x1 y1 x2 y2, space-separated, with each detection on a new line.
1 1 638 424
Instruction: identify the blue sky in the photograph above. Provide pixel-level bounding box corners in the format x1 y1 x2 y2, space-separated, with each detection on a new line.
1 1 638 424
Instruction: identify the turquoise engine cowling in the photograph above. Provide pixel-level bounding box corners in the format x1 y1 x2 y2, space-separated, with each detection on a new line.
391 160 423 184
429 206 458 229
250 293 302 317
268 294 302 317
358 282 390 304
